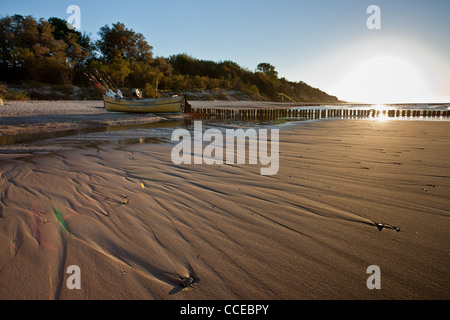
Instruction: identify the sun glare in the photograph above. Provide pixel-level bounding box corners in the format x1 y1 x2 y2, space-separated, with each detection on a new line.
333 56 435 104
371 104 392 122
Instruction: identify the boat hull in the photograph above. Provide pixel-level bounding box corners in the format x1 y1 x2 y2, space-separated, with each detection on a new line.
103 95 183 113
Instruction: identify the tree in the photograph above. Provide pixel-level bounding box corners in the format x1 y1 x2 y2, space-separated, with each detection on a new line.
0 15 74 83
48 17 92 66
256 62 278 79
152 56 173 76
99 51 132 87
48 17 91 49
96 22 153 64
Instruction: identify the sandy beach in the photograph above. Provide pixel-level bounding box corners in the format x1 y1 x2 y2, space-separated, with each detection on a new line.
0 101 449 300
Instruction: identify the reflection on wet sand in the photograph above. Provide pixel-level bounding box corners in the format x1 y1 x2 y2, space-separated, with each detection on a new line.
0 120 183 147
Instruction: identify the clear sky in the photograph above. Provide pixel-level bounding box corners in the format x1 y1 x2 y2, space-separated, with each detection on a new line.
1 0 449 103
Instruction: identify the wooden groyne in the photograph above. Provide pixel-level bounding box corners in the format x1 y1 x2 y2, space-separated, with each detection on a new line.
191 108 449 120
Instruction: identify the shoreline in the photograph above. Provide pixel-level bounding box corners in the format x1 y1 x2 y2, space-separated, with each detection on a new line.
1 100 449 140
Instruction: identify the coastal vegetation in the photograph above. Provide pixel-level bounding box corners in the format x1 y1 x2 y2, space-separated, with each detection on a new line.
0 15 339 102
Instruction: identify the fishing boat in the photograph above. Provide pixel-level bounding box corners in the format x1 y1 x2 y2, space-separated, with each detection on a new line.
103 94 185 113
85 70 190 113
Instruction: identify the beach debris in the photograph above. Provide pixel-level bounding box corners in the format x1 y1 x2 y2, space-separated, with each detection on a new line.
179 276 195 288
96 203 110 216
121 195 128 205
121 269 127 276
375 222 400 232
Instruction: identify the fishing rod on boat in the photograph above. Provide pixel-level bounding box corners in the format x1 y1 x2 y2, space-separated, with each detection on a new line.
83 72 101 88
84 70 124 98
83 72 108 91
94 70 112 91
83 72 98 86
104 72 120 92
94 70 123 98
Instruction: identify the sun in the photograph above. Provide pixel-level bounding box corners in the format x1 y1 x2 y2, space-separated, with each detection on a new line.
333 56 434 104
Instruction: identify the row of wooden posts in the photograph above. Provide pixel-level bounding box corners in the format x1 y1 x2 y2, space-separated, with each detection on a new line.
192 108 450 119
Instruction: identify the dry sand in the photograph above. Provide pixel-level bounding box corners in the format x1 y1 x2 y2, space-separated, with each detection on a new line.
0 102 449 300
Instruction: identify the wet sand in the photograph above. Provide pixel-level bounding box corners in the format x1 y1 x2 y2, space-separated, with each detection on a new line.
0 100 184 137
0 102 449 299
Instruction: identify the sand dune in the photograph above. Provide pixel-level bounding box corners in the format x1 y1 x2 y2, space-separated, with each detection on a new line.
0 119 449 299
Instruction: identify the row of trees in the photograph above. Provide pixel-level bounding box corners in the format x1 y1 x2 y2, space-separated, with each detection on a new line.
0 14 338 102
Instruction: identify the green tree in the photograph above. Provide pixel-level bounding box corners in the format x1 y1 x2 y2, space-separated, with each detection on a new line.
0 15 74 83
100 51 132 87
256 62 278 79
96 22 153 64
152 56 173 76
48 17 92 67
